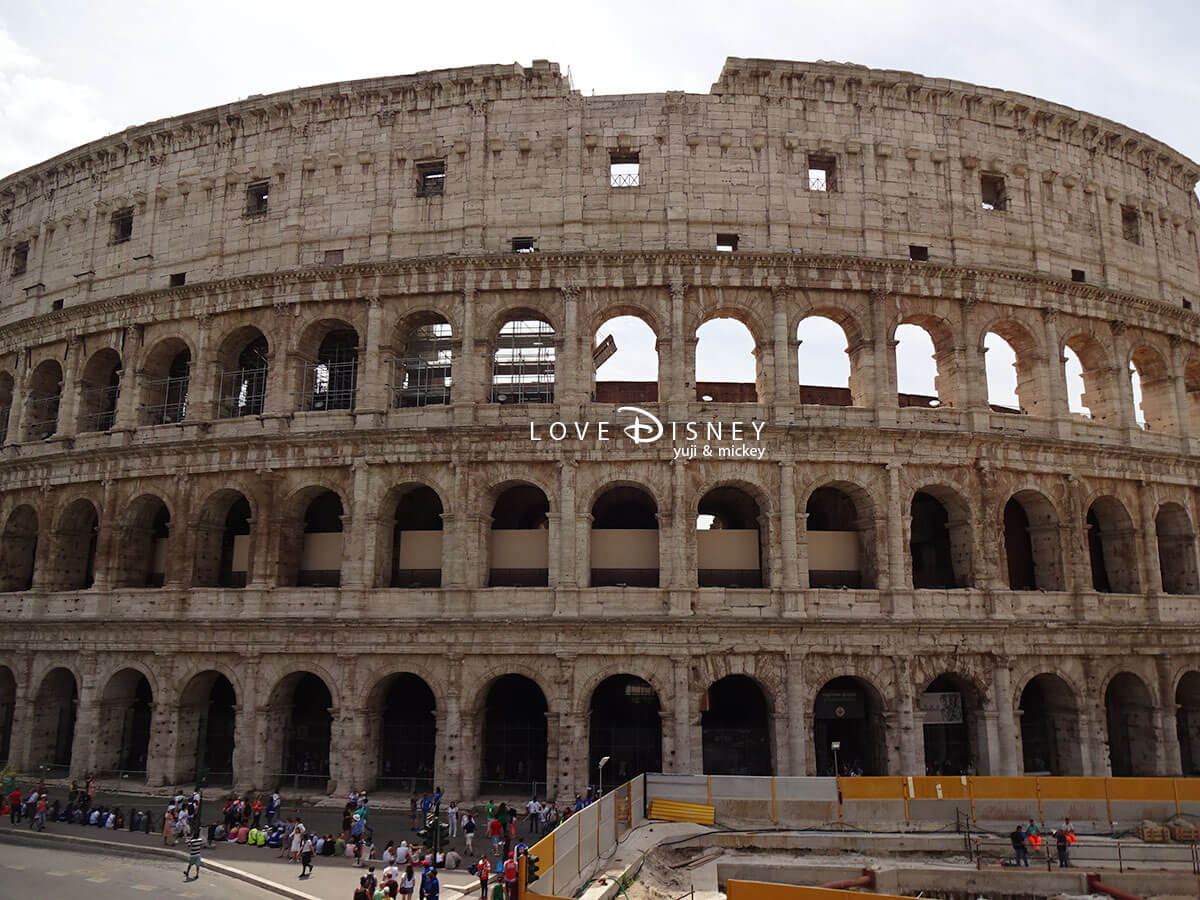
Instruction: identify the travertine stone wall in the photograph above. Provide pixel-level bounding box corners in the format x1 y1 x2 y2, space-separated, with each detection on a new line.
0 59 1199 799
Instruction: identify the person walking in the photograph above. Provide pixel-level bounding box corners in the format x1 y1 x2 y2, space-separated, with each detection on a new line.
401 864 416 900
34 796 47 832
463 813 476 855
1010 824 1029 867
448 801 459 839
503 852 518 900
7 785 21 825
476 855 491 900
300 834 315 877
184 833 204 880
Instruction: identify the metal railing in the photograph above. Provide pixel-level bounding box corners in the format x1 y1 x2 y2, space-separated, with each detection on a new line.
388 356 451 407
24 394 61 440
273 772 330 791
217 367 267 418
478 779 549 798
610 172 640 188
298 357 357 412
375 775 436 793
78 384 119 433
140 373 189 425
809 173 829 191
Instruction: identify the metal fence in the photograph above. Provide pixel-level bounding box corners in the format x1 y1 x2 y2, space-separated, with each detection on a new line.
78 383 119 432
298 356 357 411
23 395 60 440
217 367 267 417
141 373 189 425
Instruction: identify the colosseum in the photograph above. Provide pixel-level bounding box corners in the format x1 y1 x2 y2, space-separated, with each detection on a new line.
0 57 1199 801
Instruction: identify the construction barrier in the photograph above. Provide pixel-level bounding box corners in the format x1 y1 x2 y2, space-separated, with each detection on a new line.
647 798 716 825
727 878 920 900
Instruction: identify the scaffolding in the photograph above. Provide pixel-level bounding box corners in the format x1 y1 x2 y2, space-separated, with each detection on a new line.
491 319 555 404
389 321 452 407
298 345 358 412
78 381 119 433
141 371 190 425
24 394 60 440
217 366 267 418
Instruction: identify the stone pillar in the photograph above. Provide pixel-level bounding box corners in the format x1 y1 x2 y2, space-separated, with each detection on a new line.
91 479 119 592
870 289 899 427
1080 657 1104 776
894 658 921 774
1040 308 1071 437
671 656 691 773
263 302 296 418
961 299 990 414
1168 335 1194 453
56 337 82 440
557 285 585 411
1110 320 1137 436
779 462 800 591
356 295 387 414
145 700 173 787
991 661 1018 775
787 654 808 776
7 684 32 771
667 280 688 417
112 326 143 432
70 661 100 779
342 461 373 593
885 462 909 601
188 313 216 421
328 707 359 796
5 353 26 445
247 475 278 589
1140 480 1164 599
453 285 483 421
438 654 466 799
558 460 577 588
1156 656 1183 775
772 288 795 419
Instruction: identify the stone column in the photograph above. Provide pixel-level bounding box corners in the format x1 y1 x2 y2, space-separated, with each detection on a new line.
870 289 899 427
961 299 990 415
263 301 296 419
186 313 216 422
1156 656 1183 775
1109 320 1137 436
1080 657 1104 776
667 280 689 417
341 463 371 594
1140 480 1164 600
145 699 173 787
671 656 691 773
56 337 82 440
779 462 800 591
5 353 26 446
1168 335 1194 453
70 659 100 779
772 289 795 420
7 681 32 771
453 285 483 422
1040 308 1071 437
356 295 387 415
786 654 808 776
894 658 921 773
885 463 909 605
91 479 119 592
556 285 585 411
439 654 466 799
557 460 578 588
991 660 1019 775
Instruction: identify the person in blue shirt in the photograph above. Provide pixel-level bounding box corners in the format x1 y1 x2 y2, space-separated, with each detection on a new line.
432 787 443 807
420 794 432 816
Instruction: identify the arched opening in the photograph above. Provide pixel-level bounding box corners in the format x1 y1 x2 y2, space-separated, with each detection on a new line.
491 315 555 404
1129 345 1176 433
1105 673 1157 776
299 324 358 412
895 319 954 408
1185 359 1200 440
114 495 170 588
285 489 344 587
985 322 1043 414
921 674 983 775
96 669 153 779
390 312 452 407
0 504 38 592
140 339 191 425
489 484 549 587
1003 491 1065 591
910 488 972 588
813 676 886 775
797 314 865 406
0 666 15 764
806 484 875 589
47 499 99 591
702 674 772 775
696 316 758 402
387 485 444 588
272 672 332 790
178 671 236 786
1018 674 1082 775
1156 502 1199 595
25 359 63 440
1063 335 1114 423
372 673 437 792
1176 672 1200 776
591 485 659 587
696 486 763 588
31 667 77 774
77 348 122 433
589 675 662 783
1087 496 1139 593
0 371 13 443
481 674 547 794
593 314 659 403
193 491 252 588
216 328 269 418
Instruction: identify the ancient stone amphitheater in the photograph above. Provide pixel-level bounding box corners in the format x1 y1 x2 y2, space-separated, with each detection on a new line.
0 58 1198 799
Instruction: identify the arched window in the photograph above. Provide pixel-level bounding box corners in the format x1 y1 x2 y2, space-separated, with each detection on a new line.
193 491 252 588
48 499 99 591
1019 674 1082 775
591 486 658 587
910 488 972 588
113 496 171 588
96 669 153 779
589 675 662 781
0 505 38 592
492 317 555 403
302 329 359 411
24 360 62 441
296 491 344 587
797 314 860 406
269 672 332 791
1156 503 1199 595
813 676 887 776
488 485 549 586
696 486 763 588
1063 335 1113 423
702 675 772 775
1129 345 1177 433
1105 673 1157 776
140 339 191 425
984 322 1043 414
895 322 940 407
696 317 758 402
31 668 78 774
1002 492 1064 591
0 371 13 443
481 675 547 794
177 672 236 786
807 484 875 589
1087 497 1139 593
593 314 658 403
389 486 444 588
390 314 452 407
217 328 269 418
77 349 122 433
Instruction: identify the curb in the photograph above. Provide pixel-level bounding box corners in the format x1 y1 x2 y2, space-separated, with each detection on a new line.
0 828 323 900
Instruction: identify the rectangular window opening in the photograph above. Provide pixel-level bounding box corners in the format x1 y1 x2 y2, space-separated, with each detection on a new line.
11 241 29 276
512 237 536 253
245 181 269 216
324 249 345 266
416 161 446 197
980 173 1007 211
111 208 134 245
610 153 640 188
1122 205 1141 244
716 233 738 252
169 272 186 287
1185 298 1193 311
909 245 929 261
51 299 63 311
1071 269 1086 283
808 154 836 192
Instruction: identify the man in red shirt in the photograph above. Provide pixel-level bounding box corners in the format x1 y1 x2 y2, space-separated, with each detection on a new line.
503 852 518 900
252 797 264 827
488 817 502 851
7 786 22 824
476 855 491 900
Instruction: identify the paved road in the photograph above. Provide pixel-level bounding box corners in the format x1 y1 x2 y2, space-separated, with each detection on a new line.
0 840 281 900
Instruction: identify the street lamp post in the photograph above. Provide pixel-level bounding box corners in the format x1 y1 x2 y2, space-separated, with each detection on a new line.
598 756 610 799
831 741 841 777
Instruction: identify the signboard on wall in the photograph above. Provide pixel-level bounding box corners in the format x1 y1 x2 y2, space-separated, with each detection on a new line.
920 692 963 724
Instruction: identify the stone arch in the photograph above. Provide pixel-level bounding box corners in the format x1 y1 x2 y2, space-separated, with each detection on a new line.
0 503 39 592
696 481 767 588
1104 672 1158 776
920 672 988 775
1129 343 1177 433
695 308 762 402
476 672 550 793
77 347 122 433
593 309 660 403
589 674 663 782
377 482 445 588
909 484 974 588
30 666 78 773
176 668 238 785
94 666 155 778
193 488 255 588
1017 672 1083 775
812 675 889 776
488 481 551 587
264 669 336 790
796 307 868 406
591 482 659 587
366 672 438 791
1185 357 1200 440
702 673 774 775
280 485 346 588
139 335 192 426
1176 671 1200 776
896 313 958 407
1062 332 1115 423
0 369 13 443
1002 489 1066 591
215 325 270 418
389 309 454 408
295 318 359 412
0 664 14 764
112 493 172 588
980 317 1045 415
24 358 63 440
805 480 879 589
46 497 100 591
1086 494 1140 593
489 308 557 404
1156 501 1199 595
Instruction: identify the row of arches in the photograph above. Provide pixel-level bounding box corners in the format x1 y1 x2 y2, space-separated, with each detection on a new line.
5 303 1200 442
5 664 1198 787
3 479 1196 596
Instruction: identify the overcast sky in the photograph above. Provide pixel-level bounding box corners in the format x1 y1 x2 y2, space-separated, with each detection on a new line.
2 1 1195 414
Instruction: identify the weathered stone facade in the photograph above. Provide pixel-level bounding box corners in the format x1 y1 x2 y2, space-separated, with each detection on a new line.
1 58 1200 799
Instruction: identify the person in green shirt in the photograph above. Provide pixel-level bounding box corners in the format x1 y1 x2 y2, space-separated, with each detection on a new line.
336 835 348 858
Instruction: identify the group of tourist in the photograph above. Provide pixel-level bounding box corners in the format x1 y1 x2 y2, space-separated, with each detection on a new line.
1010 817 1077 868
